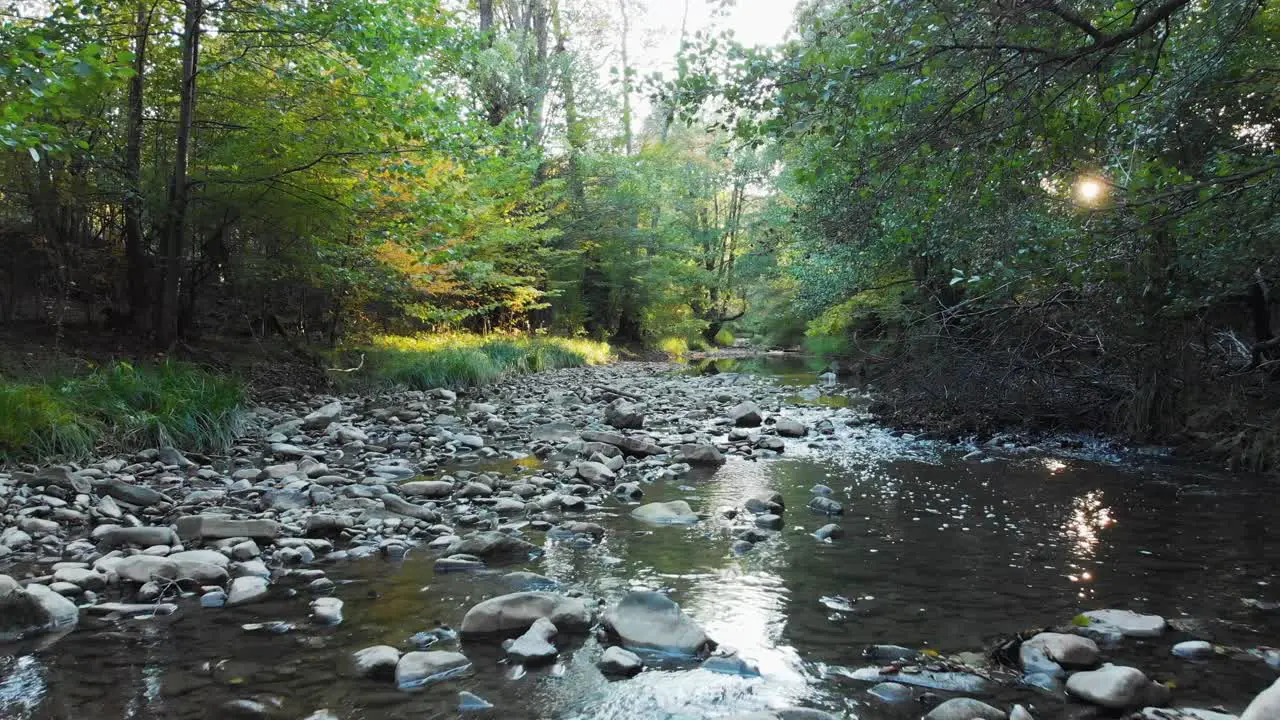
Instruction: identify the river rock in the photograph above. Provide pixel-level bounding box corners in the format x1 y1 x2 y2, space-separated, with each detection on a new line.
813 523 843 540
52 567 107 591
176 516 280 541
728 402 763 427
98 478 167 507
598 646 643 676
399 480 453 498
602 591 713 656
506 617 558 664
115 555 180 584
1080 609 1166 637
460 592 592 634
435 555 486 572
673 443 725 465
352 645 401 679
631 500 699 525
304 401 343 430
604 399 644 429
775 418 807 437
14 466 91 494
580 430 664 456
226 576 270 606
395 651 471 689
807 496 843 515
97 526 179 549
924 698 1007 720
381 494 440 522
1066 664 1161 709
614 482 643 499
446 531 539 561
867 682 914 703
577 461 616 483
1171 640 1214 659
0 577 80 640
1242 678 1280 720
755 513 783 530
1023 632 1099 667
311 597 343 625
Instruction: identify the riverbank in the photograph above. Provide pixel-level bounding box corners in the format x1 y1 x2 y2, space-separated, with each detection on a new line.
1 359 1278 719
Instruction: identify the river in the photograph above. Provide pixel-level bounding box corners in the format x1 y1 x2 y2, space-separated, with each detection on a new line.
1 356 1278 719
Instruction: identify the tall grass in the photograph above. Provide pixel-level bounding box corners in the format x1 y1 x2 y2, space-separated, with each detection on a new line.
0 361 246 463
357 333 612 390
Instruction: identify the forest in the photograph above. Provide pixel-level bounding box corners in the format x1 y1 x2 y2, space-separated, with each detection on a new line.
1 0 1279 469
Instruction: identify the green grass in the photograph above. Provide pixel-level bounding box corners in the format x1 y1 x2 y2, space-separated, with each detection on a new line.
355 333 612 390
0 361 246 463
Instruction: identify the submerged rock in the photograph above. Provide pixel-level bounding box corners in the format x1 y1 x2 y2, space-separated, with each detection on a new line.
673 444 725 466
445 531 540 561
458 691 494 711
602 591 713 656
0 576 79 641
867 682 913 703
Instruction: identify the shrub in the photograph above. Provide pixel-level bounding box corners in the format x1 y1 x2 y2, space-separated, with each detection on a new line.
356 333 612 390
657 337 690 359
713 327 736 347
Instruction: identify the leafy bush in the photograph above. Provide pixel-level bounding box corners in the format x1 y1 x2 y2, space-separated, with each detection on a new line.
358 333 611 390
0 361 246 462
657 337 689 359
713 327 736 347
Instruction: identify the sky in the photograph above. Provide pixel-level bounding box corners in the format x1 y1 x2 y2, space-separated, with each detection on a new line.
628 0 800 122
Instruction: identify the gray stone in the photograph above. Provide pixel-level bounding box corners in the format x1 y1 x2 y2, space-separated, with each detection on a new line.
614 482 643 499
1066 664 1157 709
435 555 486 572
605 399 644 429
577 461 616 483
1171 640 1214 659
158 447 195 468
1023 632 1099 667
98 478 167 506
754 513 783 530
304 401 343 430
924 698 1007 720
394 651 471 689
813 523 843 540
458 691 493 711
176 516 280 541
14 466 91 494
631 500 699 525
506 617 558 664
674 443 725 465
867 682 913 703
266 488 310 511
580 430 664 456
1242 678 1280 720
774 418 807 437
311 597 343 625
807 496 844 515
53 567 107 591
115 555 181 584
397 481 455 500
226 576 270 606
598 646 643 676
445 531 539 561
381 494 440 522
602 591 713 656
352 645 401 679
728 401 763 427
0 577 79 640
1080 609 1166 637
97 526 179 550
460 592 592 635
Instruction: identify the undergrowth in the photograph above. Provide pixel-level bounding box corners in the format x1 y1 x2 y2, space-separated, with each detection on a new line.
351 333 612 390
0 361 246 463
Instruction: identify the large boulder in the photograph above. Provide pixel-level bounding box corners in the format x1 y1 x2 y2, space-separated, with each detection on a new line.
226 576 270 607
445 531 540 561
175 516 280 541
602 591 713 656
631 501 699 525
395 651 471 689
460 592 592 635
774 418 807 438
0 576 79 641
96 526 180 550
728 402 763 427
604 399 645 429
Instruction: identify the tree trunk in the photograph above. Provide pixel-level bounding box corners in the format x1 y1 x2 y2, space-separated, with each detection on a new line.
158 0 201 347
526 0 550 147
124 0 151 326
552 0 584 206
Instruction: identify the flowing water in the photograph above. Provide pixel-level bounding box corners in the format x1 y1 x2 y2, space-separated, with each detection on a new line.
3 358 1279 719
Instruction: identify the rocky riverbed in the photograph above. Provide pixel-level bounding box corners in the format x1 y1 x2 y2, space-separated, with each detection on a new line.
1 359 1278 719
